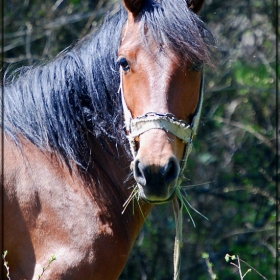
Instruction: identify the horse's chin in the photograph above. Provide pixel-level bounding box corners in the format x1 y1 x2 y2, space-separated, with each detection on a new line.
137 184 176 204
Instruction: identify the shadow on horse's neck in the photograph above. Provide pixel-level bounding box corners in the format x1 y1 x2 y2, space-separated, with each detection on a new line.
84 135 153 241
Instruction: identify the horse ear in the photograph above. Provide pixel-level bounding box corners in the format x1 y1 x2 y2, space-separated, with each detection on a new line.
188 0 204 14
123 0 146 17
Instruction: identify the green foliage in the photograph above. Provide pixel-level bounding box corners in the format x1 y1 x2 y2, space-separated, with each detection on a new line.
3 0 117 71
225 254 268 280
2 251 56 280
2 251 11 280
38 255 57 279
203 252 217 279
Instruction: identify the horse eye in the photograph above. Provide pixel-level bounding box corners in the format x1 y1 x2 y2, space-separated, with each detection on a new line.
118 57 130 72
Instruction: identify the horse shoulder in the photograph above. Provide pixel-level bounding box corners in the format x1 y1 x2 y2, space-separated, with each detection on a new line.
3 138 134 279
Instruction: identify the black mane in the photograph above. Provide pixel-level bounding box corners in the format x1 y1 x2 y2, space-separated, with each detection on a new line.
3 0 215 176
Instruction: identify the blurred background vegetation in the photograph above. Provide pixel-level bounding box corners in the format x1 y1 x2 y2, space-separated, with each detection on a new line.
2 0 278 279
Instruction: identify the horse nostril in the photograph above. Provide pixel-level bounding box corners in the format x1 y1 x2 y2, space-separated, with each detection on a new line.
162 157 180 186
133 156 180 199
134 159 146 186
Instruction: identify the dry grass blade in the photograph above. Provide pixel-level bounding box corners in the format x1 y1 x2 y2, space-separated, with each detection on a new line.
122 185 138 214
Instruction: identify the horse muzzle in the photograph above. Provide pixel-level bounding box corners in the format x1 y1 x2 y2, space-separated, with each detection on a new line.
132 156 180 203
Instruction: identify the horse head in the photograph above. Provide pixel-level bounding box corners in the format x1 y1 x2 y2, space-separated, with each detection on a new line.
119 0 206 203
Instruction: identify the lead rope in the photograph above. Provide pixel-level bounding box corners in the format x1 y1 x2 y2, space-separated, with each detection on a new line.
172 139 193 280
171 78 203 279
173 197 183 280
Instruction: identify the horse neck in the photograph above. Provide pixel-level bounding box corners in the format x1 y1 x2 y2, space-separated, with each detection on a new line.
86 136 153 247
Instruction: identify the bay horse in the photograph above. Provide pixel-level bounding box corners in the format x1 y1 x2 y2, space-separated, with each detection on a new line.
1 0 214 279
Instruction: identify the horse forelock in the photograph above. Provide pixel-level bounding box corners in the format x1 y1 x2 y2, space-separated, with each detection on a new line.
140 0 215 67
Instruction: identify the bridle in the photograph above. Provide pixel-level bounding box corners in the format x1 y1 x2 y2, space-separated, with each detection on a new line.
119 68 204 178
119 68 204 280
